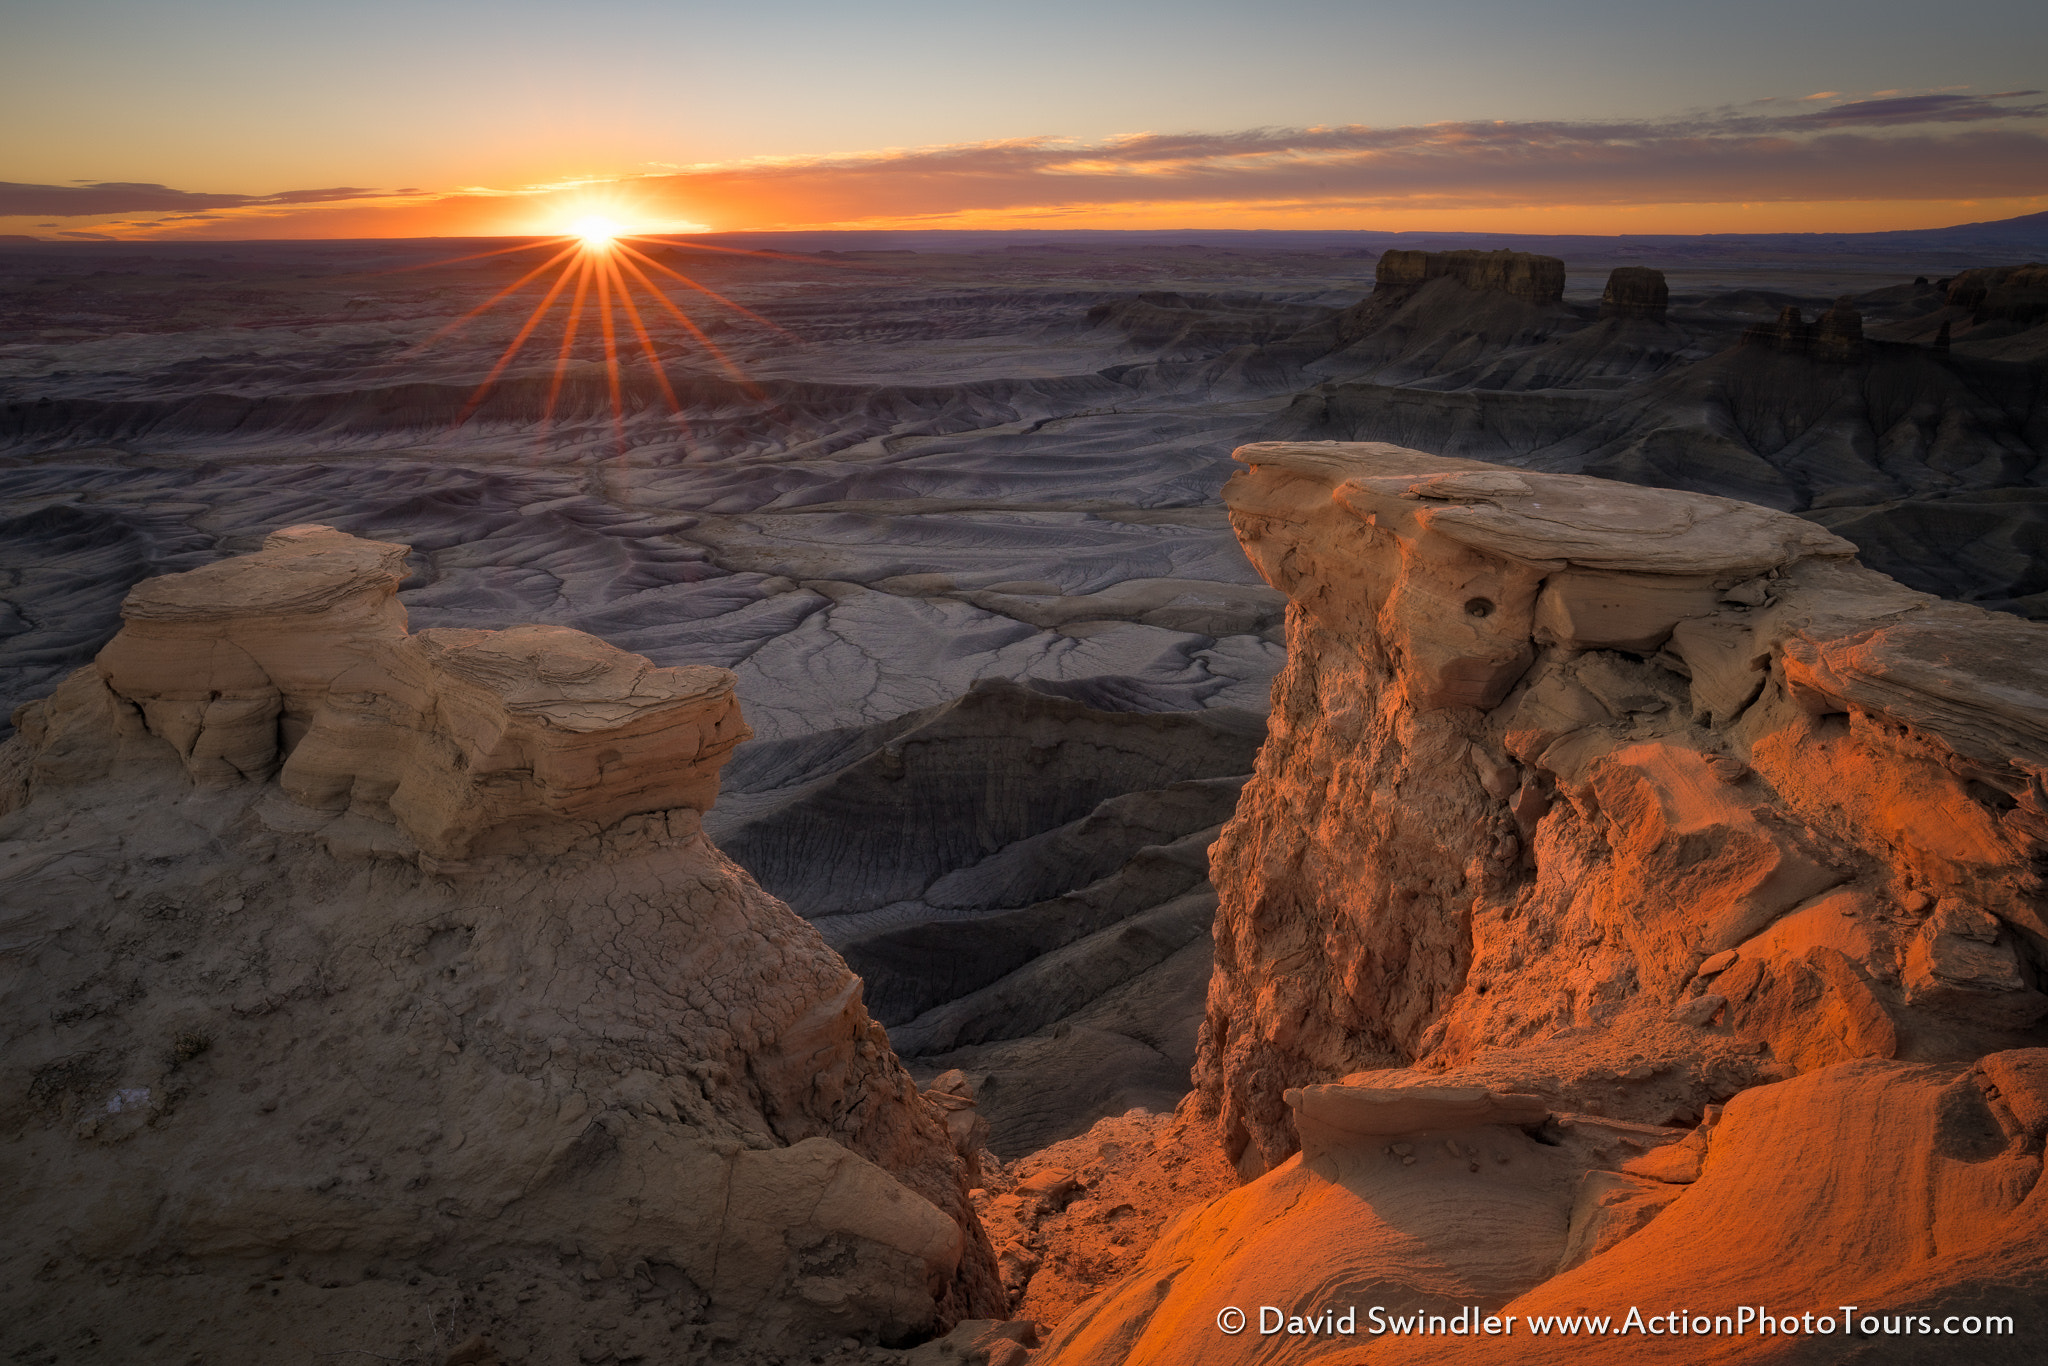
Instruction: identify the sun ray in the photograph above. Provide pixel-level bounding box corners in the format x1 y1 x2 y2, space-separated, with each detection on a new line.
601 254 686 420
611 249 760 392
365 236 575 277
395 223 789 450
453 250 587 426
631 235 853 268
616 243 799 339
592 250 627 452
542 255 598 436
404 241 581 356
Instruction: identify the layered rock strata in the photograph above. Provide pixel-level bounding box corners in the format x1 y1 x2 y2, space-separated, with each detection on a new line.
1946 262 2048 324
1197 442 2047 1175
52 523 753 862
1372 249 1567 305
0 528 1003 1363
711 681 1268 1155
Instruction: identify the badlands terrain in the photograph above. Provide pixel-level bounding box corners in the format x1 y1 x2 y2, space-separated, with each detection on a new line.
1 226 2045 1363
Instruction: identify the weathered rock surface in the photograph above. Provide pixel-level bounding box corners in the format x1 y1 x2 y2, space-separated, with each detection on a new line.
1198 442 2047 1171
1325 1055 2048 1366
1033 1074 1657 1366
22 524 752 861
0 531 1004 1363
1035 445 2047 1364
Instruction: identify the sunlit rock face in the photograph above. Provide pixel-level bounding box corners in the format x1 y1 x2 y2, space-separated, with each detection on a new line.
1032 445 2048 1366
1038 1057 2048 1366
1196 442 2047 1176
0 529 1004 1362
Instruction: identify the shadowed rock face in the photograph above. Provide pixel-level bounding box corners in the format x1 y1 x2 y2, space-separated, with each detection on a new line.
1374 249 1567 305
708 678 1267 1156
1946 262 2048 324
1739 295 1866 359
1032 446 2048 1366
1598 267 1668 322
0 531 1006 1362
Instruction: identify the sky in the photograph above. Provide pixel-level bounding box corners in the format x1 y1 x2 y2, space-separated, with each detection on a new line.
4 0 2046 239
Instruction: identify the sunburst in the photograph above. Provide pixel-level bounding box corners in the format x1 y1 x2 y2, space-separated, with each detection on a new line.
394 221 823 452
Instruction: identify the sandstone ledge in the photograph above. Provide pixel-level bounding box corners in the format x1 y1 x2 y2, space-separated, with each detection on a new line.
15 524 753 860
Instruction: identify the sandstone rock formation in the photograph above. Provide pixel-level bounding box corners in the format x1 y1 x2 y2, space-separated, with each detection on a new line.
1598 267 1668 322
1740 296 1866 360
1199 442 2046 1174
0 528 1003 1364
1372 249 1567 306
1946 262 2048 325
1031 444 2048 1365
1335 1055 2048 1366
69 524 753 862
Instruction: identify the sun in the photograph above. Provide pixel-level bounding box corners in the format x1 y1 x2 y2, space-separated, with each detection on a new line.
572 215 625 249
388 217 831 453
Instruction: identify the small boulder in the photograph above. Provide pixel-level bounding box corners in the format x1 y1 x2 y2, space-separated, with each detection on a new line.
1670 994 1726 1028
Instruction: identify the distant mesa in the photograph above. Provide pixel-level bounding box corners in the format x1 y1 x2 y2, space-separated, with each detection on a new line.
1597 265 1668 322
1373 248 1567 305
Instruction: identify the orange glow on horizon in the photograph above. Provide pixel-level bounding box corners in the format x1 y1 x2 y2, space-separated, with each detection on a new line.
16 170 2042 243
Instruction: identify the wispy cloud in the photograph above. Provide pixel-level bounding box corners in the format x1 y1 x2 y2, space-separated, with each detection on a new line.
1777 92 2048 126
0 181 387 217
11 90 2046 237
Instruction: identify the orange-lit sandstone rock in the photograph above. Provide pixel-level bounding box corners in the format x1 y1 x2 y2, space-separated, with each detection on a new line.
1038 445 2048 1366
1322 1053 2048 1366
1198 443 2047 1175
